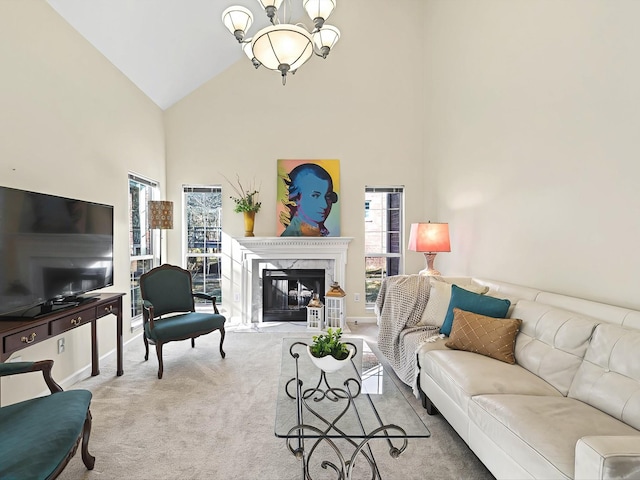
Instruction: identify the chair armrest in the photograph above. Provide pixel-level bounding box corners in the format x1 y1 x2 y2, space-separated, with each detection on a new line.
142 300 156 329
192 293 220 314
575 436 640 480
0 359 62 394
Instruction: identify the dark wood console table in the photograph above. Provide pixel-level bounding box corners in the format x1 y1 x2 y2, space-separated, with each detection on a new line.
0 293 125 376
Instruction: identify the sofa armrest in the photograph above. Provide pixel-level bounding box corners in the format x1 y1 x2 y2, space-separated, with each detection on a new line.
0 359 62 394
575 436 640 480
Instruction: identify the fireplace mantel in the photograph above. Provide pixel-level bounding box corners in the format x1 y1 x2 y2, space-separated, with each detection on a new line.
234 237 353 324
235 237 353 255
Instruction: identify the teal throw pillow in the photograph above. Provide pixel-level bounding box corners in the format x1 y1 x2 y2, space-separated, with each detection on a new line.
440 284 511 336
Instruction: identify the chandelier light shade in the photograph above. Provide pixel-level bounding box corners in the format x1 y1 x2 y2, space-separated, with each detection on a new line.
257 0 284 10
303 0 336 28
251 24 313 80
312 25 340 58
221 0 340 85
221 6 253 42
408 222 451 276
242 40 261 68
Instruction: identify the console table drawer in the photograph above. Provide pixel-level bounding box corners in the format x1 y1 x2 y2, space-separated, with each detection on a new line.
4 324 49 355
51 310 96 336
97 300 119 319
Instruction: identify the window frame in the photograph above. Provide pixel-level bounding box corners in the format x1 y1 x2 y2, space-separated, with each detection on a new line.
364 186 405 309
128 173 159 329
182 185 223 305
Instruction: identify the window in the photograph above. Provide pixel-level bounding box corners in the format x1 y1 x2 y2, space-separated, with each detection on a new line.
183 186 223 305
364 186 404 307
129 174 159 322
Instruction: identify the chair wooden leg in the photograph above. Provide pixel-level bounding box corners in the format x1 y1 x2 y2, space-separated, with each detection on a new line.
156 343 164 379
81 410 96 470
143 334 149 361
219 327 226 358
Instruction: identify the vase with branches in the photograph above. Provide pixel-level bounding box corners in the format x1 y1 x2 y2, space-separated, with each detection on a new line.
225 174 261 213
224 174 261 236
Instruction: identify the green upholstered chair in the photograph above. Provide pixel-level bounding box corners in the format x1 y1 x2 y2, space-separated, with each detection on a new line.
139 264 226 379
0 360 95 479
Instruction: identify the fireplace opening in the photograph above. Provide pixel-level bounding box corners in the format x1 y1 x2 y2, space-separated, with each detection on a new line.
262 269 325 322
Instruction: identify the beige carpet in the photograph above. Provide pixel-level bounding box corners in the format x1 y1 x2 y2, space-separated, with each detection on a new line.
57 322 494 480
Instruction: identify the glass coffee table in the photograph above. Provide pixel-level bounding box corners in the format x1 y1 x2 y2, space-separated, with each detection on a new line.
275 337 430 479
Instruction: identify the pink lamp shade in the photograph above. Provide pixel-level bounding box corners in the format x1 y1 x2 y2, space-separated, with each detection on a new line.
408 222 450 253
408 222 450 276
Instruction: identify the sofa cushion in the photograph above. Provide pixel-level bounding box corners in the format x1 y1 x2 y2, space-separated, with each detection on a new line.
440 285 511 336
0 390 92 479
445 308 522 364
418 349 562 416
568 323 640 430
513 300 600 396
469 394 640 480
417 278 489 327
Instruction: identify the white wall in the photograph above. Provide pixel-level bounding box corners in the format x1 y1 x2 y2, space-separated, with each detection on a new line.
163 0 431 319
0 1 164 405
425 0 640 309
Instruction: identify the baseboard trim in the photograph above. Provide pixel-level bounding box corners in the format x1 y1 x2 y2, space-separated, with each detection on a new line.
347 316 377 324
56 332 143 391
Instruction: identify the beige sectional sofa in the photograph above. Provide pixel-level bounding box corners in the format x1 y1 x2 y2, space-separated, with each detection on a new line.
379 276 640 480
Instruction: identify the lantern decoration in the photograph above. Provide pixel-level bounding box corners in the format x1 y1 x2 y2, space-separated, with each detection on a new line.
325 281 346 329
306 293 324 330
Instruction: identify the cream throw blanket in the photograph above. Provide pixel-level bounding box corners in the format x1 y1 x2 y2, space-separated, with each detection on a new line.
376 275 440 397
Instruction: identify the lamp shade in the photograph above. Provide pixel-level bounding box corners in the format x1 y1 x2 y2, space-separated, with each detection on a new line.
303 0 337 23
149 201 174 230
311 25 340 57
222 6 253 38
251 24 313 71
408 222 450 253
242 40 254 60
257 0 284 9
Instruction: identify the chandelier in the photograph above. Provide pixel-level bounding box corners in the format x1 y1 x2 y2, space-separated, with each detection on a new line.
222 0 340 85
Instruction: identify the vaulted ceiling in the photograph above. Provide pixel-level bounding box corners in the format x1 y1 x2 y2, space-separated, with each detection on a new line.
47 0 305 110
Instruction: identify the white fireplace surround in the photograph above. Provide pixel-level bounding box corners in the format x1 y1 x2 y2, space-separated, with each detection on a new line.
235 237 353 325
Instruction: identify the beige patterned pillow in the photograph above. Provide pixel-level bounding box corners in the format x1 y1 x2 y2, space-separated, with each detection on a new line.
418 279 489 327
445 308 522 364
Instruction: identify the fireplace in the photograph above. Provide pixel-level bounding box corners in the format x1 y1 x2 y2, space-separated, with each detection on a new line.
232 236 353 325
262 269 325 322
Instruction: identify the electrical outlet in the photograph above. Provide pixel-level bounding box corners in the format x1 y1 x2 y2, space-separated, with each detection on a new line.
354 293 360 302
233 293 241 302
58 338 65 354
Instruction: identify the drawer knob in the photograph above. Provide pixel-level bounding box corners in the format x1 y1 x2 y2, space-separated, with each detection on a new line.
71 316 82 326
105 305 113 313
21 333 37 344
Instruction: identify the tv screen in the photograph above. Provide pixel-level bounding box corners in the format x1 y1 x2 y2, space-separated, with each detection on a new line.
0 185 114 318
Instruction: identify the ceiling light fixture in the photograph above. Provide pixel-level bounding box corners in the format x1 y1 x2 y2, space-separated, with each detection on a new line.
222 0 340 85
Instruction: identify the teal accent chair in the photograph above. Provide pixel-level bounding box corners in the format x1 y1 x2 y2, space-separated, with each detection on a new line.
140 264 226 379
0 360 95 479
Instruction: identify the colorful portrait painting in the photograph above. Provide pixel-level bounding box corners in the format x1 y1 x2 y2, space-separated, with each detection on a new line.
277 159 341 237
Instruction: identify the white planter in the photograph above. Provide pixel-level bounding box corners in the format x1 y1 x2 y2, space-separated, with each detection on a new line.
307 345 355 373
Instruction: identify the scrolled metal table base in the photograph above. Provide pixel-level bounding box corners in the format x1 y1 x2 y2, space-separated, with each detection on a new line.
284 342 408 480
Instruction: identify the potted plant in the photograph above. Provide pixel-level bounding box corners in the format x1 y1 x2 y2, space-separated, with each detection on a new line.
224 174 261 236
307 328 355 372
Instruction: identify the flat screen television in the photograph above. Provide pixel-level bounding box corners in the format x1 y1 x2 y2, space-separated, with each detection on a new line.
0 185 114 318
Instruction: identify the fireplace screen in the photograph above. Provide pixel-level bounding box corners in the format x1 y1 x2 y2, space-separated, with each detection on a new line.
262 269 325 322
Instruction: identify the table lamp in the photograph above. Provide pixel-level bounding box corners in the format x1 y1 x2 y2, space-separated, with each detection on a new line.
408 222 450 276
